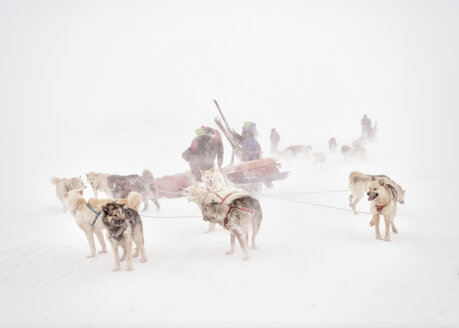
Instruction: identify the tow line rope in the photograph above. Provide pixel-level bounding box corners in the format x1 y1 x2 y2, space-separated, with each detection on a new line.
141 214 202 219
261 189 350 196
259 194 372 215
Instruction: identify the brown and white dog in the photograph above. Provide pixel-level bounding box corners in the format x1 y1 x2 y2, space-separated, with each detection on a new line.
63 190 142 258
349 171 405 214
201 196 262 260
367 177 399 241
51 176 86 212
101 202 147 272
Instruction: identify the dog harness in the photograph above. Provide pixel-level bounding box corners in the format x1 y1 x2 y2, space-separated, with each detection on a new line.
376 204 385 212
87 203 102 226
223 205 253 228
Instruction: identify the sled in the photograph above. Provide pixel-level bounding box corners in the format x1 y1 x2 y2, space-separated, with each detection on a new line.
223 157 289 185
155 173 194 198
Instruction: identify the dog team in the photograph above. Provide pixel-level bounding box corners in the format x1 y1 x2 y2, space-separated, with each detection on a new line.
51 165 405 272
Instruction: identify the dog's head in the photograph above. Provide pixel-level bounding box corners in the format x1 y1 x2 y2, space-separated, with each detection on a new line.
367 177 397 202
85 172 98 188
200 169 216 188
201 201 220 222
102 202 127 227
181 183 207 202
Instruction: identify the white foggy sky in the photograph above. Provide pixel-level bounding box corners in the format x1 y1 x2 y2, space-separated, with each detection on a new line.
1 0 459 196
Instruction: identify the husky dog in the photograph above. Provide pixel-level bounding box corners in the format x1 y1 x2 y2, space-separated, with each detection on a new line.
63 190 107 257
313 152 327 169
201 168 229 191
181 184 248 233
329 138 337 152
87 191 143 213
85 172 113 199
349 171 405 214
202 196 262 260
277 144 312 160
200 168 230 232
367 177 399 241
101 202 147 272
107 169 160 211
51 176 86 212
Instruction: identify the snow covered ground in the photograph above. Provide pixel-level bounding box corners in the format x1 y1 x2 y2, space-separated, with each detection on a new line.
1 1 459 327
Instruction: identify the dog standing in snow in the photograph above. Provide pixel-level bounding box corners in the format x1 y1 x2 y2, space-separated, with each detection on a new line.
313 152 327 169
202 195 262 260
101 202 147 272
200 168 229 191
367 177 399 241
85 171 113 199
349 171 405 214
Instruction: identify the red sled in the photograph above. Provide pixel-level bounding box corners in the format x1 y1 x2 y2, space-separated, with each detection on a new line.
155 173 194 198
223 158 289 184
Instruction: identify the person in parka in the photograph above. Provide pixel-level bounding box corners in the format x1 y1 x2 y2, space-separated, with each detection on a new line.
233 121 262 162
182 126 224 181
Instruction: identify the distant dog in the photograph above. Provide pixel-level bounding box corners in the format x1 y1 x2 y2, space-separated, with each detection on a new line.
107 169 160 211
367 177 399 241
201 168 229 192
202 196 262 260
85 172 113 199
101 202 147 271
329 138 337 152
349 171 405 214
87 191 143 213
313 152 327 169
63 190 107 258
51 176 86 212
277 144 312 160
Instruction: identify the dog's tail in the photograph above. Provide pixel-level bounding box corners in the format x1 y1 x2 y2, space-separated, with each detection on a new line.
50 177 60 185
348 171 370 187
127 192 143 212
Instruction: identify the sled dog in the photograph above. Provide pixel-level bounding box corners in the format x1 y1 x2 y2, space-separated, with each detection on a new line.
107 169 160 211
51 176 86 212
63 190 107 257
85 172 113 199
367 177 399 241
201 168 229 191
313 152 327 169
349 171 405 214
202 196 262 260
101 202 147 271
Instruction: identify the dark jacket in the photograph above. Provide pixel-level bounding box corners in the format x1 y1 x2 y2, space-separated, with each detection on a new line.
182 135 224 169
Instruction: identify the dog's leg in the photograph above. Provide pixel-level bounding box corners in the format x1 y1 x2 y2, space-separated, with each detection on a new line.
230 226 249 260
95 230 107 253
226 233 236 255
351 191 363 214
93 189 98 199
125 238 134 271
205 222 215 233
111 243 121 272
135 235 147 263
349 194 354 208
391 221 398 234
120 245 127 262
143 200 149 212
384 217 391 242
373 214 382 240
154 199 161 212
251 215 262 250
84 230 97 258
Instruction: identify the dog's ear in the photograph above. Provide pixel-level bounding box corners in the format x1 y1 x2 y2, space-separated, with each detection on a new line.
102 205 107 213
371 176 375 181
121 203 127 208
78 190 84 195
378 179 385 186
386 183 398 199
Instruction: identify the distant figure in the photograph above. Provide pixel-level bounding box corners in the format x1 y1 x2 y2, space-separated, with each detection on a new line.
182 126 224 181
270 128 280 154
233 121 262 162
361 114 372 138
328 138 337 152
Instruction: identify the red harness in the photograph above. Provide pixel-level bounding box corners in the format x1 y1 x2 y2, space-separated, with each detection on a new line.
376 204 385 212
223 205 253 227
213 192 253 227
